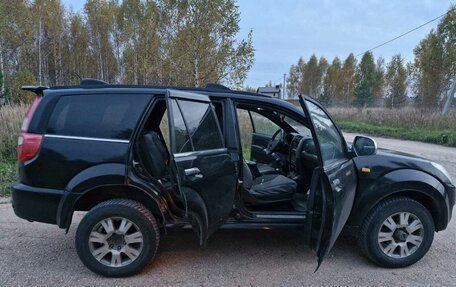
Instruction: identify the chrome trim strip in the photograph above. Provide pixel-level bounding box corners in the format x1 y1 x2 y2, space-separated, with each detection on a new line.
174 148 227 158
44 134 130 144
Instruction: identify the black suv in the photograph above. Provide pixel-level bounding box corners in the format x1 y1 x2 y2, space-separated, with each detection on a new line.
12 80 455 277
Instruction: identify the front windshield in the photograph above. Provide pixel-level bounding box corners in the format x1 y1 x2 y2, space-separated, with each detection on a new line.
283 116 312 137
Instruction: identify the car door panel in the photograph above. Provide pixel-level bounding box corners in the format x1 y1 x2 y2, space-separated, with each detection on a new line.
314 160 357 262
166 90 237 244
299 95 357 267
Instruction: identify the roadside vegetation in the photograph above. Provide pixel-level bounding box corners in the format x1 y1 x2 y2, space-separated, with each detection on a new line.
329 107 456 146
0 104 26 196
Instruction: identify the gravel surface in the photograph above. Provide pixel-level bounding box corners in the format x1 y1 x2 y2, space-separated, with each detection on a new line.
0 134 455 286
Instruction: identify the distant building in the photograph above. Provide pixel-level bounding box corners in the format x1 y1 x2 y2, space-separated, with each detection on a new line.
257 85 281 99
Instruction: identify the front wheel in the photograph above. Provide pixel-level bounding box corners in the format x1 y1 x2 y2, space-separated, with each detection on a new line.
75 199 160 277
358 197 434 268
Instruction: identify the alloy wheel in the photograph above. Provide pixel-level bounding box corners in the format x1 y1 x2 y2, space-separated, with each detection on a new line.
377 212 424 258
88 217 144 267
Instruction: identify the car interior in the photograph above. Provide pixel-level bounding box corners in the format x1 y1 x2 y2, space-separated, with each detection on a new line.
133 98 320 215
234 103 319 213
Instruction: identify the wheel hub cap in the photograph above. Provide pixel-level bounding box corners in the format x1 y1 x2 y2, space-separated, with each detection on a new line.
377 212 424 258
89 217 144 267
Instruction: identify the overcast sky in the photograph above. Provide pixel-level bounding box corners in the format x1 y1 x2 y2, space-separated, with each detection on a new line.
62 0 452 88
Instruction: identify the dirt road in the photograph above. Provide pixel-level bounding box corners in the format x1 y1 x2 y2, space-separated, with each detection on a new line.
0 134 455 286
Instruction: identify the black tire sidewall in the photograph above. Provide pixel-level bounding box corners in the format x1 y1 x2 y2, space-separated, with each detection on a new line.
364 198 434 268
75 202 158 277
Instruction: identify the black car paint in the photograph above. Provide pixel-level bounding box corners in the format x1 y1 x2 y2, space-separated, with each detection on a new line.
11 85 454 239
347 149 455 231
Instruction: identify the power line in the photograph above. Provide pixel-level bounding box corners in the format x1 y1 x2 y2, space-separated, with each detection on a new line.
356 7 455 57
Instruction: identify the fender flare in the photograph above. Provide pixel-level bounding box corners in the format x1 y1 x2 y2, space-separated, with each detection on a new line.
347 169 449 230
56 163 166 229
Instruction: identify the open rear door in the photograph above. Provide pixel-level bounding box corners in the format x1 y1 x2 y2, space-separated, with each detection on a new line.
299 95 357 268
166 90 237 246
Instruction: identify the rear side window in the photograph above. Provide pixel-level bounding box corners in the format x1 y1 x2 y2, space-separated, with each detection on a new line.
47 94 151 140
170 99 223 153
179 100 223 151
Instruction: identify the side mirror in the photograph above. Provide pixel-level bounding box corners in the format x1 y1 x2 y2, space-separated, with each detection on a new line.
353 136 377 156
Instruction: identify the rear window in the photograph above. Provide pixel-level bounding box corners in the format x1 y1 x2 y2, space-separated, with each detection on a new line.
47 94 151 140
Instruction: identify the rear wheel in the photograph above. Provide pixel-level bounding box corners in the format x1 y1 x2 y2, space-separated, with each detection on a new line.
75 199 159 277
358 197 434 268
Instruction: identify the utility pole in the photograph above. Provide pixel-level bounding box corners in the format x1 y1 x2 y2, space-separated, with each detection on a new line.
283 73 286 100
442 79 456 115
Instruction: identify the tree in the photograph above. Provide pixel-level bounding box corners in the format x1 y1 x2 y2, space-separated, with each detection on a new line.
158 0 254 87
64 13 93 84
437 5 456 98
411 31 444 108
287 57 305 98
354 52 377 107
385 54 408 108
11 70 37 103
321 57 341 106
340 53 356 106
303 54 319 97
84 0 118 82
373 57 385 101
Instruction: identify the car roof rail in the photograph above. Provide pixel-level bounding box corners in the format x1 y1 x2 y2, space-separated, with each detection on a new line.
80 78 108 86
205 83 231 91
21 85 50 95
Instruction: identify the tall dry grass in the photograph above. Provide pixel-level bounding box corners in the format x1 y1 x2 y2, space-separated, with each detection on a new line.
328 107 456 130
0 104 27 195
0 104 27 162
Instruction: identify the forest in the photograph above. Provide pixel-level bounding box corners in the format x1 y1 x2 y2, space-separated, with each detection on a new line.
0 0 254 103
286 5 456 110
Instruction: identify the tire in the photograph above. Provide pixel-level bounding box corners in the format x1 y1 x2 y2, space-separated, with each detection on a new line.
75 199 160 277
358 196 434 268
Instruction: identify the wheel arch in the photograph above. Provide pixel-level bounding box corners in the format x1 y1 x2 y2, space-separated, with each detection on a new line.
348 169 449 232
57 184 167 230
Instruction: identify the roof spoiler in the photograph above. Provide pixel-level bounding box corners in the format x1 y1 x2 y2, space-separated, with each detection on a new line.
80 78 108 86
205 83 231 91
21 86 49 95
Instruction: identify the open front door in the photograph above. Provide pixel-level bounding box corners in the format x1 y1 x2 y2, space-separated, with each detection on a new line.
299 95 357 268
166 90 237 246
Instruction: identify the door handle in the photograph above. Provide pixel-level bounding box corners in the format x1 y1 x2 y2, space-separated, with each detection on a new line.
184 167 202 177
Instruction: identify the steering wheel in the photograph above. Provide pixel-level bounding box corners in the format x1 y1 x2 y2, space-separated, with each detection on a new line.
264 129 284 155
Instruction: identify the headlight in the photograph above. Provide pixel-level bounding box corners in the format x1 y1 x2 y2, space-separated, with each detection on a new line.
431 162 454 184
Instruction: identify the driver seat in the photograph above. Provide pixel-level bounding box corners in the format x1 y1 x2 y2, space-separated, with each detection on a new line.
242 161 296 205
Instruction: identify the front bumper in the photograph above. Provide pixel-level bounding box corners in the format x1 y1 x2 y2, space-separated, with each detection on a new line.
11 183 64 225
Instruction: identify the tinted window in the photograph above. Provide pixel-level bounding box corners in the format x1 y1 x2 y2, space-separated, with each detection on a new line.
170 99 192 153
47 94 151 140
178 100 223 151
306 100 346 165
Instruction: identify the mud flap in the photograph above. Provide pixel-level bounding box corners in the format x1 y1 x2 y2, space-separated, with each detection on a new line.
181 187 209 247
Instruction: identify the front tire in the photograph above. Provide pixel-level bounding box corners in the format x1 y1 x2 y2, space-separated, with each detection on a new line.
75 199 159 277
358 197 434 268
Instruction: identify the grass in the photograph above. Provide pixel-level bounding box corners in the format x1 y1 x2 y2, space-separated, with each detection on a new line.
0 104 27 196
328 107 456 147
337 121 456 146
